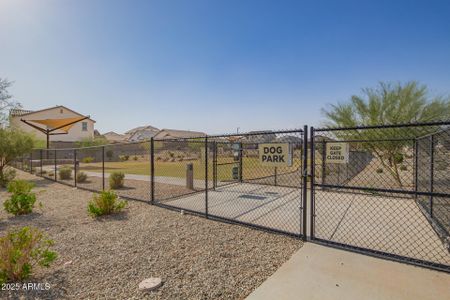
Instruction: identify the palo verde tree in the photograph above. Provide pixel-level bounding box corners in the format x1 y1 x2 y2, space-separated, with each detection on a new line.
322 81 450 187
0 78 20 126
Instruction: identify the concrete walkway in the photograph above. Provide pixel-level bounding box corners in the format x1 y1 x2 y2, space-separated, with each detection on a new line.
246 243 450 300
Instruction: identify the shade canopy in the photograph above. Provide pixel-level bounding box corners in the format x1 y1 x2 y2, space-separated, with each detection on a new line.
27 116 88 133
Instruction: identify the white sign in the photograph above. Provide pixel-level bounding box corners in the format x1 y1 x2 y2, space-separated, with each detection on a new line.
258 143 292 167
326 143 349 164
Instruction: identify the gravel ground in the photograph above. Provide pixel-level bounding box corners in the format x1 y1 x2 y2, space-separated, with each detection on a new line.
0 170 302 299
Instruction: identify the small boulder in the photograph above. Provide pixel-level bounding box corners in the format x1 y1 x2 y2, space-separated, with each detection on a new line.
139 277 162 292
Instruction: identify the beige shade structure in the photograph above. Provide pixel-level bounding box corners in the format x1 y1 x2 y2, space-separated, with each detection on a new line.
21 116 90 148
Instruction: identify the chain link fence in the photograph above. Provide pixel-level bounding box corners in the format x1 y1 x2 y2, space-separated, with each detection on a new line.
10 122 450 272
311 122 450 272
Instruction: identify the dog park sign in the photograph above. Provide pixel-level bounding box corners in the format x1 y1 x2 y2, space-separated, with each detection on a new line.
258 143 292 167
326 142 349 164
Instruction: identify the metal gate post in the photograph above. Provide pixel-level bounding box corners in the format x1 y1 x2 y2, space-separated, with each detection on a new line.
429 135 434 218
309 126 316 239
239 142 243 183
213 141 217 190
74 149 77 187
302 125 308 240
414 138 418 199
102 146 105 191
54 149 57 181
205 136 209 218
40 149 43 176
150 138 155 204
30 152 33 174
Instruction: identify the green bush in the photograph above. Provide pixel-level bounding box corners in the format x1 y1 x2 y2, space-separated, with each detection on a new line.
87 190 127 217
109 172 125 189
119 155 129 161
58 167 72 180
82 157 94 163
4 180 36 215
376 168 384 174
0 168 16 188
393 153 404 164
0 226 57 284
133 155 138 161
76 172 88 183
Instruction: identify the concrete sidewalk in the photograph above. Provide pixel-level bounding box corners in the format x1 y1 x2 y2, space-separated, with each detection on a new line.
246 243 450 300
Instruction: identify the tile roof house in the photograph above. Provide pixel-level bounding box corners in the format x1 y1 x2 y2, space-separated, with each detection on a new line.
9 105 95 142
103 131 129 143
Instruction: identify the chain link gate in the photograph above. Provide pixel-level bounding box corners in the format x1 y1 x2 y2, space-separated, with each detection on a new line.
152 129 308 238
310 122 450 272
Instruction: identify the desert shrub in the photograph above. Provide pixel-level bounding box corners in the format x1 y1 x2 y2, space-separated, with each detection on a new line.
0 168 16 188
168 151 175 158
376 168 384 174
87 190 127 217
4 180 37 215
41 170 47 175
393 153 404 164
82 157 94 163
119 155 129 161
133 155 138 161
0 226 57 284
109 172 125 189
156 156 162 161
399 165 408 171
58 167 72 180
76 172 88 183
48 172 54 177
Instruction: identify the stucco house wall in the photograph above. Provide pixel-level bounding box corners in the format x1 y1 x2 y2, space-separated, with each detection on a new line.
10 106 95 142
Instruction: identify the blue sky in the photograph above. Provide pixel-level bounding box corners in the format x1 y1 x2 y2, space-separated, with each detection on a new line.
0 0 449 134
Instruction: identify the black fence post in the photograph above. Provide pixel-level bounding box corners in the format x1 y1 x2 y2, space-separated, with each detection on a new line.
74 149 77 187
54 149 57 181
150 138 155 204
414 138 418 199
302 125 308 240
321 141 326 184
30 151 33 174
102 146 105 191
40 149 43 176
274 167 278 186
205 136 209 218
239 142 243 183
212 141 217 190
430 135 434 218
309 126 315 240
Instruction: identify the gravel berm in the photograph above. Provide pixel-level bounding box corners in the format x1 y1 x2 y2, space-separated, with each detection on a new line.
0 170 302 299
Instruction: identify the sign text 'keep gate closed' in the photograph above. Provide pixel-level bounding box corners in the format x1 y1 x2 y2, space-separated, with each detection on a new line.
326 142 349 164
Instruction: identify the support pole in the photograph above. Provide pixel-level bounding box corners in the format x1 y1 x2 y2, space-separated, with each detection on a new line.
54 149 57 181
102 146 105 191
150 138 155 204
430 135 434 218
205 136 209 218
74 149 77 187
40 149 43 176
302 125 308 240
309 126 315 240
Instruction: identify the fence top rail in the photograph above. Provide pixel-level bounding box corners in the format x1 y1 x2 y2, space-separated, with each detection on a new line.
30 128 305 151
314 120 450 132
314 137 415 143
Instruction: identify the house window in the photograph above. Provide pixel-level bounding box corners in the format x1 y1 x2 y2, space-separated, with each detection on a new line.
60 108 63 114
82 122 88 131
